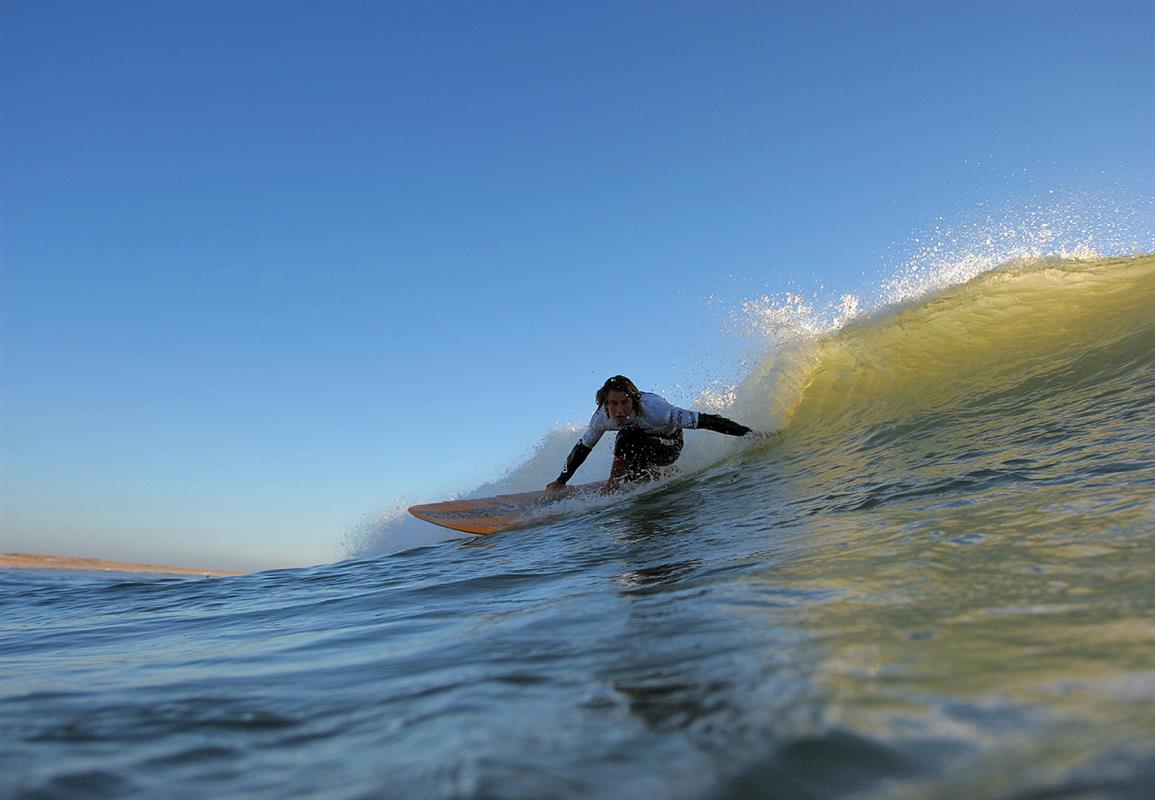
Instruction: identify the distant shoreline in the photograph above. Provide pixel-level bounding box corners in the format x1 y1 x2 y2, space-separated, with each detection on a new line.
0 552 245 577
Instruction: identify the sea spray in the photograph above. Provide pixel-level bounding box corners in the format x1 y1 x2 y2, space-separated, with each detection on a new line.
879 189 1155 305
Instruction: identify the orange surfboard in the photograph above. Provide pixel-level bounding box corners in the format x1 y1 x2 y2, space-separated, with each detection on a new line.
408 482 602 535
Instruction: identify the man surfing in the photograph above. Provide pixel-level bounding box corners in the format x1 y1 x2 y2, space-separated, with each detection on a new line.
546 375 773 493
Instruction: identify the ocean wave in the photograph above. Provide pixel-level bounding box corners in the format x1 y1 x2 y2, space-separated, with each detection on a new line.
351 252 1153 559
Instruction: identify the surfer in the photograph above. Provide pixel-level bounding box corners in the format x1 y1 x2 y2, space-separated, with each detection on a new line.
547 375 771 493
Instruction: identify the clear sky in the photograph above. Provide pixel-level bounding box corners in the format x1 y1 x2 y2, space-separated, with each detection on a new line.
2 1 1153 570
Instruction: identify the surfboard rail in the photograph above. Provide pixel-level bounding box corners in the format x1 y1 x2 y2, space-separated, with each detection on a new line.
408 482 602 535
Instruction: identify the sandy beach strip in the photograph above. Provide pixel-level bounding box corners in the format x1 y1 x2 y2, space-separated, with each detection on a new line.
0 552 245 577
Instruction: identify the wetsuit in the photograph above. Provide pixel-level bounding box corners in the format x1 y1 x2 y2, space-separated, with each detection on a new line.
553 392 752 485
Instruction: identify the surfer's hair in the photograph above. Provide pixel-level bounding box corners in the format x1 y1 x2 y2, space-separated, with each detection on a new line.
596 375 643 410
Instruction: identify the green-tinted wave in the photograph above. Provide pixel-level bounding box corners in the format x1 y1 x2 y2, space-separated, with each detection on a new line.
739 254 1155 445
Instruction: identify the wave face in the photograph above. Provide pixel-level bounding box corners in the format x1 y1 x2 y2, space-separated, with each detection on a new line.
735 253 1155 466
3 254 1154 799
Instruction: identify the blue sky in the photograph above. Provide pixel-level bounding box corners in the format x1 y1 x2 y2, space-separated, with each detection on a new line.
3 1 1153 569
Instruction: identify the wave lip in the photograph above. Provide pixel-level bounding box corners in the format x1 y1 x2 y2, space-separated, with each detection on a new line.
733 254 1155 441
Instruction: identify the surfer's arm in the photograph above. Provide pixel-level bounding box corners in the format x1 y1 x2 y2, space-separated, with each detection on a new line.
547 441 593 490
695 413 752 436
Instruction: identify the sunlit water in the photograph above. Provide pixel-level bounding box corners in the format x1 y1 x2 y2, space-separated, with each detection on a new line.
3 255 1154 799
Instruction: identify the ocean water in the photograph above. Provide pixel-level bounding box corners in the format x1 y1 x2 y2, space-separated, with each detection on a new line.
3 254 1154 799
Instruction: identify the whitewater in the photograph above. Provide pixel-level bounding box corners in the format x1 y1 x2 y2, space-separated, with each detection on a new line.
3 246 1154 798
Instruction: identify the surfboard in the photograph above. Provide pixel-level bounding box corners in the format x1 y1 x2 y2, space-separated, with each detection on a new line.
408 482 603 535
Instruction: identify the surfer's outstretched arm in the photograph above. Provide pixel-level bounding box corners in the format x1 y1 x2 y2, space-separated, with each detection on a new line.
696 413 779 441
696 413 751 436
546 441 592 491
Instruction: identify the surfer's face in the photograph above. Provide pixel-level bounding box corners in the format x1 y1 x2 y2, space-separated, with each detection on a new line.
605 390 634 424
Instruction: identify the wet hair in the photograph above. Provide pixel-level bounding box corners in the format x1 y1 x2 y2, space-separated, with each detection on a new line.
596 375 643 411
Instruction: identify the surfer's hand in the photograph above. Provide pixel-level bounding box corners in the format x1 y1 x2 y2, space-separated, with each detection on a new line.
546 481 567 492
746 430 781 442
